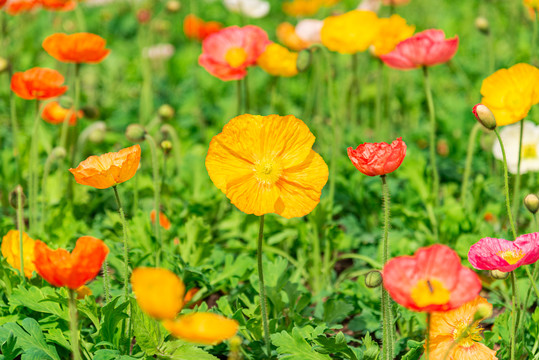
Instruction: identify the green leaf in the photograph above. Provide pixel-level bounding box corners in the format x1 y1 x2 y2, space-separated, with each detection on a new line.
0 318 60 360
159 340 219 360
271 328 331 360
9 286 67 319
362 333 380 360
401 340 424 360
98 296 129 346
93 349 138 360
1 332 22 360
322 299 354 326
315 332 358 360
132 302 164 355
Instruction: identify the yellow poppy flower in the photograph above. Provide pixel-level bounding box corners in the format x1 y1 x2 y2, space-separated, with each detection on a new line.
283 0 322 16
525 0 539 10
257 43 299 77
321 10 380 54
480 63 539 126
131 267 185 320
372 15 415 56
1 230 36 278
205 114 328 219
75 285 92 299
162 312 239 345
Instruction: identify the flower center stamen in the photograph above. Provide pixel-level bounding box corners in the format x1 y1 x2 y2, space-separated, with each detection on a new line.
497 249 525 265
410 278 450 307
452 321 483 348
254 159 282 185
522 144 537 159
225 47 248 68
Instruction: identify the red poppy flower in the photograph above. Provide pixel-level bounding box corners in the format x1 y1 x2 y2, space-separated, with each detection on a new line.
3 0 39 15
40 0 76 11
150 210 171 230
383 244 482 312
43 33 110 64
380 29 458 70
0 0 6 7
183 14 223 42
347 137 406 176
42 101 83 126
11 67 68 100
33 236 109 290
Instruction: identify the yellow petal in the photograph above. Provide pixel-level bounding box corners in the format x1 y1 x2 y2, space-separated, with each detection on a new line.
162 312 239 345
1 230 36 278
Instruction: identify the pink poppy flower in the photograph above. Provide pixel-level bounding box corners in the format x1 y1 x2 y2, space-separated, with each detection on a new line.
468 233 539 272
380 29 458 70
199 25 270 81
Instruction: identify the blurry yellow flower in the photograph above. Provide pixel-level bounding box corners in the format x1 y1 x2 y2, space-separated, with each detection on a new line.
321 10 380 54
76 285 92 299
206 114 329 219
131 267 185 320
525 0 539 9
162 312 239 345
283 0 322 16
372 15 415 56
257 43 299 77
1 230 36 278
277 22 310 51
323 0 340 5
480 63 539 126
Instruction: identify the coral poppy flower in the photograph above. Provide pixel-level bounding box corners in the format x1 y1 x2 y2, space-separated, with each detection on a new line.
206 114 329 219
468 233 539 272
347 137 407 177
43 33 110 64
480 63 539 126
372 15 415 56
0 0 6 7
34 236 109 289
3 0 39 14
380 29 459 70
183 14 223 42
42 101 83 126
257 43 299 77
40 0 75 11
282 0 322 16
131 267 185 320
69 144 141 189
199 25 270 81
321 10 381 54
162 313 239 345
1 230 36 279
383 244 482 312
427 296 498 360
11 67 68 100
276 22 309 51
150 210 171 230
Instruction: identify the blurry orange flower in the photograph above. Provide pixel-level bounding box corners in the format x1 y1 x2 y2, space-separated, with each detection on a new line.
42 101 83 126
131 267 185 320
372 15 415 56
382 0 410 5
11 67 68 100
150 210 171 230
480 63 539 126
3 0 39 15
0 0 6 7
1 230 36 279
427 296 497 360
75 285 92 299
162 313 239 345
40 0 75 10
321 10 380 54
69 144 141 189
43 33 110 64
184 287 200 304
276 22 309 51
183 14 223 42
283 0 322 16
206 114 328 219
34 236 109 289
257 43 299 77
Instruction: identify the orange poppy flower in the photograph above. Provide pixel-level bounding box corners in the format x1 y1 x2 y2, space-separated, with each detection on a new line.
150 210 171 230
43 33 110 64
1 230 36 279
75 285 92 299
40 0 75 10
162 313 239 345
33 236 109 289
276 22 309 51
282 0 322 16
11 67 68 100
0 0 6 7
183 14 223 42
42 101 83 126
69 144 141 189
3 0 39 14
184 287 200 305
206 114 329 219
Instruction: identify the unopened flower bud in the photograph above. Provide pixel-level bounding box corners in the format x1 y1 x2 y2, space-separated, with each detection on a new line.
9 185 26 209
524 194 539 214
51 147 66 160
437 139 449 157
80 105 100 120
0 57 8 74
365 270 383 288
125 124 147 143
166 0 181 12
161 140 172 156
59 96 74 109
473 303 492 322
88 122 107 143
475 17 490 35
490 269 509 280
472 104 496 130
296 49 312 72
158 104 175 120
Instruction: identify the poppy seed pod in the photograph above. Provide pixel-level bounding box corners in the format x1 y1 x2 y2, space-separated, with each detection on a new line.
88 122 107 143
524 194 539 214
9 185 26 209
472 104 496 130
296 49 312 72
473 302 493 321
474 17 489 35
51 147 67 160
125 124 147 143
490 270 509 280
161 140 173 156
166 0 181 13
158 104 175 120
365 270 383 288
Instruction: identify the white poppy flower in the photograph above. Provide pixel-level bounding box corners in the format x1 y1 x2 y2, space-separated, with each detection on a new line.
295 19 323 43
223 0 270 18
357 0 381 12
492 120 539 174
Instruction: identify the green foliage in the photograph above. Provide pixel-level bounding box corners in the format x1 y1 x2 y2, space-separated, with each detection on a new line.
271 328 331 360
0 318 60 360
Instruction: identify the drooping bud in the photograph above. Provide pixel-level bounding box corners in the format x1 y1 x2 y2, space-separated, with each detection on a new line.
474 17 489 35
9 185 26 209
472 104 496 130
51 147 67 160
158 104 175 120
166 0 181 13
365 270 383 288
473 302 493 322
0 57 8 74
296 49 312 72
161 140 173 156
125 124 147 143
490 269 509 280
524 194 539 214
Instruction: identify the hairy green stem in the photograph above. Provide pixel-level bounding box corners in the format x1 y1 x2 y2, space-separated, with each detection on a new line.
237 79 242 114
381 175 394 359
494 129 517 238
161 124 182 180
112 186 130 299
422 67 440 210
68 289 82 360
512 120 524 229
426 313 431 360
350 53 359 125
29 100 41 234
257 215 271 357
66 64 81 201
532 10 538 63
16 186 25 282
9 78 20 184
375 60 383 139
510 272 519 360
461 123 482 207
145 134 161 266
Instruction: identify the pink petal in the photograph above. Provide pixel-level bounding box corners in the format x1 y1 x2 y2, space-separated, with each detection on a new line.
468 237 519 272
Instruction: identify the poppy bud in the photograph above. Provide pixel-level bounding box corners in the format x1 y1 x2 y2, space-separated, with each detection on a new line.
158 104 175 120
137 9 151 24
9 185 26 209
51 147 67 160
296 49 312 72
80 105 100 120
166 0 181 13
365 270 383 288
473 302 493 321
152 20 171 35
490 269 509 280
161 140 172 156
524 194 539 214
472 104 496 130
475 17 489 35
125 124 147 143
88 122 107 143
436 139 449 157
0 57 8 74
59 96 74 109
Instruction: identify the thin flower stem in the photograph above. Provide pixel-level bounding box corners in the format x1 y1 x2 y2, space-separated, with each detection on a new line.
510 271 519 360
350 53 359 125
68 289 82 360
511 120 524 229
60 64 80 151
16 186 25 283
494 129 518 239
375 60 383 140
102 259 111 304
532 10 538 63
426 313 431 360
441 322 475 360
161 124 182 180
525 266 539 300
237 79 242 114
422 66 440 211
460 123 482 207
257 215 271 357
9 78 21 184
112 185 130 300
66 64 82 201
29 100 41 234
145 134 161 266
244 74 250 113
381 175 394 360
